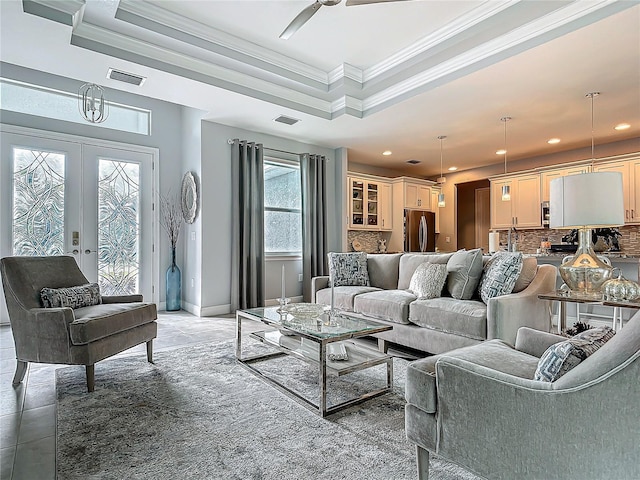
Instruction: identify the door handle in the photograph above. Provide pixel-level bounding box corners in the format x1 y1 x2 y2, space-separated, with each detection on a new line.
67 249 79 255
626 210 630 220
84 249 97 254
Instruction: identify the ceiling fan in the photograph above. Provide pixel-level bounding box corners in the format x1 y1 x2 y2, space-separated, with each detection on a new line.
280 0 410 40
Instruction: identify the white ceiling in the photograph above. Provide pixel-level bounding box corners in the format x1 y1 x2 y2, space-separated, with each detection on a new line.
1 0 639 177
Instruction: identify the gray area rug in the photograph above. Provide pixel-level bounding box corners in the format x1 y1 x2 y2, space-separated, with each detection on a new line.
56 340 481 480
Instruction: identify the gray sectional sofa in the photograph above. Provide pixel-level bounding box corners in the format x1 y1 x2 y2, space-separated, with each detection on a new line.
311 252 557 355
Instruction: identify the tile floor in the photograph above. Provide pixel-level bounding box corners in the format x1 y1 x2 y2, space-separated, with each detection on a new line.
0 310 423 480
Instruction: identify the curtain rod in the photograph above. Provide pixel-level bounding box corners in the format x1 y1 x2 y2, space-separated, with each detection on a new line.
227 139 301 157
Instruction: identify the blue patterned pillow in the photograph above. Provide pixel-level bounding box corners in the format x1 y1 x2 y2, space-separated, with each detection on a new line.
478 252 523 303
41 283 102 309
327 252 370 287
534 326 614 382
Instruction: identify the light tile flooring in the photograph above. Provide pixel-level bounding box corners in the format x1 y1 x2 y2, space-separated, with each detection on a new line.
0 311 422 480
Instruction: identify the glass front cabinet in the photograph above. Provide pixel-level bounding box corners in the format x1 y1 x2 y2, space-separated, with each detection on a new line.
349 177 391 230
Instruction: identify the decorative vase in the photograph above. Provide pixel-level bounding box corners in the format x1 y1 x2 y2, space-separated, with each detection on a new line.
559 229 613 297
166 247 181 311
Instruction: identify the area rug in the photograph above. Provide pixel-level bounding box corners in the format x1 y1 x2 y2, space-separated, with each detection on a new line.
56 340 481 480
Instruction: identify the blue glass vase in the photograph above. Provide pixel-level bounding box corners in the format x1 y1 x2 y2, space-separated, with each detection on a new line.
166 247 181 311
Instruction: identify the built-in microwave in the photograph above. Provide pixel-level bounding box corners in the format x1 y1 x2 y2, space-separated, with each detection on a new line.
541 201 550 227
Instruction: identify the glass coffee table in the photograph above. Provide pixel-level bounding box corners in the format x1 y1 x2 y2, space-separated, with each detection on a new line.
236 306 393 417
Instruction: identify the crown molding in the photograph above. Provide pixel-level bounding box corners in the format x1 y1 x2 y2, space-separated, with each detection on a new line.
22 0 85 27
116 0 329 88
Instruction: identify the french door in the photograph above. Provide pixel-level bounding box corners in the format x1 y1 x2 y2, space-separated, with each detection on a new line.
0 130 156 322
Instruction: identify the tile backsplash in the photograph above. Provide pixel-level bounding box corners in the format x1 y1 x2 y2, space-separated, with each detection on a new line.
497 225 640 255
347 231 391 253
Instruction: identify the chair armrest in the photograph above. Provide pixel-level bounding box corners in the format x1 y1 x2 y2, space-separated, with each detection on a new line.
10 307 77 363
311 276 330 303
515 327 565 358
101 294 144 303
486 264 557 345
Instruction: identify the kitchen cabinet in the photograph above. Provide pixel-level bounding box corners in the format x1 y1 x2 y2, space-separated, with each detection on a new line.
348 176 392 230
404 182 431 209
490 173 542 229
541 164 591 202
593 159 640 224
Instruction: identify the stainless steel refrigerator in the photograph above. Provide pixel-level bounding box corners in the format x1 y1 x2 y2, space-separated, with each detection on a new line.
404 209 436 252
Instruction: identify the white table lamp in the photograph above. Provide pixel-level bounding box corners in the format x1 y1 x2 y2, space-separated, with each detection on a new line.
550 172 625 296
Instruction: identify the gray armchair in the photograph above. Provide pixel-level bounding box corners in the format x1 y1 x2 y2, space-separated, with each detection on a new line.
1 256 158 392
405 310 640 480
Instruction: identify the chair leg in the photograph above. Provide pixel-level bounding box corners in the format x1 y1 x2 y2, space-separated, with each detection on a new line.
12 360 28 386
416 445 430 480
146 340 154 363
86 365 95 392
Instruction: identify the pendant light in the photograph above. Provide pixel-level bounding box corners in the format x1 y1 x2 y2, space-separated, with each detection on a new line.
500 116 512 201
437 135 446 207
78 83 109 123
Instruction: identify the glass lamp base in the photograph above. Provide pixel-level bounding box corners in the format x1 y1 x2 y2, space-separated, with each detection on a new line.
559 228 613 297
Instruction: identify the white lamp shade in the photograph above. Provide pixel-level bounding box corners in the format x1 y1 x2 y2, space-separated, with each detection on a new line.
549 172 624 228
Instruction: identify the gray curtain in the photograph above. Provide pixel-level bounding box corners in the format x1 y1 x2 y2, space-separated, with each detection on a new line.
300 153 328 302
230 139 265 310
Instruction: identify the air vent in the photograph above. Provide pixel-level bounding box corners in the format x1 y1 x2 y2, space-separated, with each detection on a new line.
406 159 421 165
107 68 146 86
274 115 300 125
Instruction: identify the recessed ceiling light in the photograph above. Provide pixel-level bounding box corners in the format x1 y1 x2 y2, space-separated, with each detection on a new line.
382 150 392 156
547 138 561 144
614 123 631 131
496 149 507 155
448 166 457 171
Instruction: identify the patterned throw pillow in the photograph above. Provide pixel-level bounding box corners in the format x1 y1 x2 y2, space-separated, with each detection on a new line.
41 283 102 309
327 252 370 287
534 326 615 382
477 252 523 304
409 263 448 299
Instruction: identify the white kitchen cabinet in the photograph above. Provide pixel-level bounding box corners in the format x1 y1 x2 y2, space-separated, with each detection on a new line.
541 164 591 202
404 182 431 209
593 159 640 224
490 173 542 229
348 176 393 230
379 182 393 231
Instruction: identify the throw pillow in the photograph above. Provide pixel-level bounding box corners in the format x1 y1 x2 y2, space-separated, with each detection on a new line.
41 283 102 309
327 252 370 287
512 256 538 293
534 326 615 382
477 252 523 304
446 248 483 300
409 263 448 299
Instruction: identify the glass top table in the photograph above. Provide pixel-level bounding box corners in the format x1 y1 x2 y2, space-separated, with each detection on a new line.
236 306 393 417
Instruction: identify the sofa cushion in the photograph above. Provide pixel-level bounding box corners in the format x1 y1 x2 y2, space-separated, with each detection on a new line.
69 302 158 345
327 252 369 287
406 340 539 414
409 297 487 341
316 286 380 312
534 326 615 382
41 283 101 309
366 253 402 290
478 252 523 303
398 253 454 290
354 290 417 324
446 249 484 300
513 256 538 293
409 263 448 299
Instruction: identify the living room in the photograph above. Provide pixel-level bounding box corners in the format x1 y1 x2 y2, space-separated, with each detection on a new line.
1 1 639 479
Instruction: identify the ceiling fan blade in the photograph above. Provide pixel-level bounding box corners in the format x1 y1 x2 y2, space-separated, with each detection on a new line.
279 1 323 40
346 0 410 5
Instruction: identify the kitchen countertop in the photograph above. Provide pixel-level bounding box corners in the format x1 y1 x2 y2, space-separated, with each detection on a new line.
527 253 640 263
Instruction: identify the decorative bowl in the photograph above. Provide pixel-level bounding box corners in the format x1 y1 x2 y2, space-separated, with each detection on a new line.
287 303 327 320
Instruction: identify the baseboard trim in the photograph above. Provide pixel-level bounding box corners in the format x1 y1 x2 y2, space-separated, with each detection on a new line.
200 304 232 317
181 301 200 317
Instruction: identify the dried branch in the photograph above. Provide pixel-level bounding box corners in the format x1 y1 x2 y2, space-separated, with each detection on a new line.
160 191 183 248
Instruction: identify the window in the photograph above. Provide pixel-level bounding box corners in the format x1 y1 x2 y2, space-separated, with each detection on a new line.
0 78 151 135
264 159 301 255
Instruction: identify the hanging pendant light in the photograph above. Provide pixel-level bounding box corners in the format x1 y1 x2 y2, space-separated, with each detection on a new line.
437 135 446 207
78 83 109 123
501 116 512 201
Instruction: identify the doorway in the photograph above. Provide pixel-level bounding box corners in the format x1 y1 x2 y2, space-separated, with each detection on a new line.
1 129 157 322
456 179 490 251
